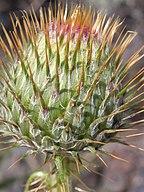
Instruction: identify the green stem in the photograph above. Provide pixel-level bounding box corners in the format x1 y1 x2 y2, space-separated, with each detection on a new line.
55 156 72 192
64 164 72 192
63 164 72 192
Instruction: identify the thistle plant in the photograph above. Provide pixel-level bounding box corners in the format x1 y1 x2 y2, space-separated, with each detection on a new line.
0 2 144 192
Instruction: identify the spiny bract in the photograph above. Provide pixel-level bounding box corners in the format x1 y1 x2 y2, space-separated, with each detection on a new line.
0 2 144 184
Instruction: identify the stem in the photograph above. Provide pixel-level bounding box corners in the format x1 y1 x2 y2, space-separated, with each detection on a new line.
64 164 72 192
63 158 72 192
55 156 72 192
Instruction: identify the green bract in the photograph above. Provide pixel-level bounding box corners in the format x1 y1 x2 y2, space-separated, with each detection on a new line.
0 4 143 191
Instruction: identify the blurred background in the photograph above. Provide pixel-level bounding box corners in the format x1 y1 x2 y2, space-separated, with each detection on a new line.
0 0 144 192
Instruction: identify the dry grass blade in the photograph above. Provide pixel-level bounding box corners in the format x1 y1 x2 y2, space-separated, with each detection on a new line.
0 145 15 151
1 23 14 52
71 171 97 192
86 146 108 167
124 132 144 138
80 157 98 168
98 149 129 163
130 119 144 125
0 36 14 61
8 151 32 169
122 109 144 120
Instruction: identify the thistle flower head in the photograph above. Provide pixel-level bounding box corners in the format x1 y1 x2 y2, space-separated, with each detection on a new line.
0 2 144 190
